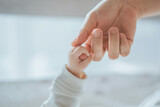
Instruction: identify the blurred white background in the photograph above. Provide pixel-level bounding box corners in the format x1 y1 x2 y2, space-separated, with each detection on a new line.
0 0 160 107
0 13 160 81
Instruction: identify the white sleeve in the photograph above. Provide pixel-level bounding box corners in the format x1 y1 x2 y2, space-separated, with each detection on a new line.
41 66 87 107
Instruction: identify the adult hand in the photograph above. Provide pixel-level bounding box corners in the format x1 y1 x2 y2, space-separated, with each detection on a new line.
84 28 104 61
72 0 140 60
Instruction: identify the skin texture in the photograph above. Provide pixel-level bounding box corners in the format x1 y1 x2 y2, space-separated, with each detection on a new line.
71 0 160 61
136 0 160 18
67 46 94 78
68 0 160 77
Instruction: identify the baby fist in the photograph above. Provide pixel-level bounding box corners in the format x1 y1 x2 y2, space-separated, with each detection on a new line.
67 46 94 78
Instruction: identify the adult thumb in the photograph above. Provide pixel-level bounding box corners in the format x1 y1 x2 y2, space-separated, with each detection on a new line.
71 12 97 47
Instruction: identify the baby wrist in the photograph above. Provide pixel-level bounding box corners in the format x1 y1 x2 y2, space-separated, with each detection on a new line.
65 65 86 79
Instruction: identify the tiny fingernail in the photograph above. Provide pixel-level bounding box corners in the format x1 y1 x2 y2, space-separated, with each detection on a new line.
93 30 100 37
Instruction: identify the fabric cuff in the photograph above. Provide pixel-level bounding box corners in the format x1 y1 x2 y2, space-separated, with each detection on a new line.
52 65 87 97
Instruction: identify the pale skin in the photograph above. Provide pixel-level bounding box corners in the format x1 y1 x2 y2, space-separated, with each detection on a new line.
66 46 94 79
71 0 160 61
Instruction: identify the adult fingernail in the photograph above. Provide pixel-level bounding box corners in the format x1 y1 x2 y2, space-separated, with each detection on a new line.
93 30 100 37
110 28 118 35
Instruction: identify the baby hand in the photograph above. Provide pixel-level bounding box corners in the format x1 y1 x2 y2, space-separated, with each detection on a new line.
66 46 94 79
